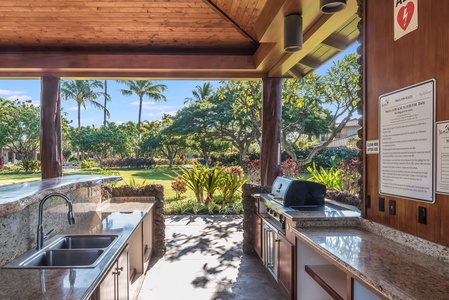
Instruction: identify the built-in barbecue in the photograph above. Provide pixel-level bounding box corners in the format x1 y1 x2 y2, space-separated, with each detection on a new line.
259 176 327 231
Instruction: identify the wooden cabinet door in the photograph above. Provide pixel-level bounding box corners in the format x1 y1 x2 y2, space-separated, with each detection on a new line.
142 209 153 269
278 233 294 300
97 245 129 300
116 245 129 300
253 213 262 258
98 262 117 300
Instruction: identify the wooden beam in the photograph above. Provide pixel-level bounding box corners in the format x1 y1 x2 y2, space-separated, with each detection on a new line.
0 52 255 70
287 67 304 79
40 76 62 179
260 77 282 186
254 0 286 41
299 56 322 69
0 69 267 80
268 0 358 77
202 0 258 44
322 37 348 51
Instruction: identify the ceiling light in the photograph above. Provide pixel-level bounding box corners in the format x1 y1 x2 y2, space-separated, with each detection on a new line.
320 0 347 14
284 14 303 53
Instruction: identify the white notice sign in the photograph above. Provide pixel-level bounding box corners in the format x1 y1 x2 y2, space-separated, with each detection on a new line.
379 79 435 202
366 140 379 154
436 121 449 194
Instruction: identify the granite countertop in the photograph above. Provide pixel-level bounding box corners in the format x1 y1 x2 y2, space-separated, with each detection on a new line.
0 202 153 300
293 225 449 299
0 175 122 217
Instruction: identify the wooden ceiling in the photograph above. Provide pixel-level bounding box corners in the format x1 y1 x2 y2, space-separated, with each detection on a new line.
0 0 359 79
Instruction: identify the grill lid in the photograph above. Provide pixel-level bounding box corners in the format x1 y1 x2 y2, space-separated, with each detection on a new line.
270 176 326 207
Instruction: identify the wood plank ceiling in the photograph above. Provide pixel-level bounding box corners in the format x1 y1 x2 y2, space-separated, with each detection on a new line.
0 0 359 79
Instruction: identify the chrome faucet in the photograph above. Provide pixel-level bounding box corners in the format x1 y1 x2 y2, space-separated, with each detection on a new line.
36 192 76 250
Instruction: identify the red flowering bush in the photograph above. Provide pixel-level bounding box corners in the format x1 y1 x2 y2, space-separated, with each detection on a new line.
337 158 361 195
171 175 187 199
242 155 260 184
280 158 303 177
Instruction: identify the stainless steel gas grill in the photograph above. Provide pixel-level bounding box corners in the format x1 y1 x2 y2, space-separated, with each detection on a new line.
259 176 327 231
258 176 327 279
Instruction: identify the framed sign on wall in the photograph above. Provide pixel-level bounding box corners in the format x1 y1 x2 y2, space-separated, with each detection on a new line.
436 121 449 195
379 79 435 203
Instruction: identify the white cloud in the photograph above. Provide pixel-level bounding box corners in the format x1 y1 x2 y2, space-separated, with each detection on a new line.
6 95 33 102
0 89 26 96
153 105 183 111
162 111 177 116
130 101 155 109
68 106 78 111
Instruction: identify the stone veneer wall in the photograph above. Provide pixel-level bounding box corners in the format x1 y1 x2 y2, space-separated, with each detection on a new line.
0 186 102 267
241 183 271 255
102 184 166 256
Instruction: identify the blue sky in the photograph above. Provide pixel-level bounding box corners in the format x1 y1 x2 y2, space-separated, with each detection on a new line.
0 44 358 128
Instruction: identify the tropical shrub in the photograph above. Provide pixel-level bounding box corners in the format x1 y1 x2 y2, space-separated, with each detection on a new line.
220 166 247 204
180 163 247 205
80 159 97 169
280 158 303 177
203 166 224 204
242 155 260 185
180 163 205 203
126 177 147 188
337 158 361 195
19 159 40 172
171 175 187 199
101 158 155 168
307 162 343 191
296 146 358 169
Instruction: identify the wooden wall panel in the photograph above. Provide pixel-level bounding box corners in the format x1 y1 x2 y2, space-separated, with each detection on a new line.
364 0 449 246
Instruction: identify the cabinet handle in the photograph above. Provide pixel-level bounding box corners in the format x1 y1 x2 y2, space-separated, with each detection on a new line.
116 266 124 271
112 271 120 276
275 239 280 242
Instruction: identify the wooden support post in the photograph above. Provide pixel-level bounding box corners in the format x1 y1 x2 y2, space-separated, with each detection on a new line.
261 77 282 186
40 76 62 179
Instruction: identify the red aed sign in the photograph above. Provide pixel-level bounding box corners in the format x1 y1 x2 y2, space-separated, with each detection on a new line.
394 0 418 40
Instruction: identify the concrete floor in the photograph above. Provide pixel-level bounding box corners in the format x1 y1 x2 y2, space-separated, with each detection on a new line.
137 215 287 300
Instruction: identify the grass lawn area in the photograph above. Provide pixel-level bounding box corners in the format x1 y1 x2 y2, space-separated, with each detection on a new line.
0 167 191 199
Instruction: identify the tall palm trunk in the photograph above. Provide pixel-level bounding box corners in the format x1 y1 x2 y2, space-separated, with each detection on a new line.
103 80 108 127
136 95 144 159
77 102 81 164
102 80 108 167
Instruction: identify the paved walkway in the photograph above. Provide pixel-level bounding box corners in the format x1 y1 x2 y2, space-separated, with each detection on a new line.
138 215 286 300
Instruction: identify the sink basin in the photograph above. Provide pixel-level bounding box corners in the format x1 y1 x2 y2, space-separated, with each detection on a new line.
20 249 104 268
49 235 118 250
3 234 120 269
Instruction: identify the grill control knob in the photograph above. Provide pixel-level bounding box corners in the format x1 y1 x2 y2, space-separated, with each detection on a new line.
273 212 278 217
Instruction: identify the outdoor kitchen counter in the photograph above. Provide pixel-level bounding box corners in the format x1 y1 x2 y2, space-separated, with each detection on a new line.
0 202 153 300
292 220 449 299
0 174 122 217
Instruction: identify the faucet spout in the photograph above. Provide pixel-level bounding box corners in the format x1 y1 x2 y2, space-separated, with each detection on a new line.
36 192 76 250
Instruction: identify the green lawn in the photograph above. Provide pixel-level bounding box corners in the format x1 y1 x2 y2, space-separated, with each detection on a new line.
0 167 190 199
0 166 239 214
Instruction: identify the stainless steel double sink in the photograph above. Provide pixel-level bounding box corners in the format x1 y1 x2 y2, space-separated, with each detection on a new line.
3 235 119 269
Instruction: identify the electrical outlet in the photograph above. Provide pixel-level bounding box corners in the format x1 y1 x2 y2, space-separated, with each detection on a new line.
418 207 427 224
379 197 385 212
366 195 371 208
389 200 396 215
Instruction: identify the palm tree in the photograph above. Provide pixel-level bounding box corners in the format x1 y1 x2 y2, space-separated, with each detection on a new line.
103 80 111 127
184 82 213 104
60 80 109 129
184 82 214 165
116 80 167 158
